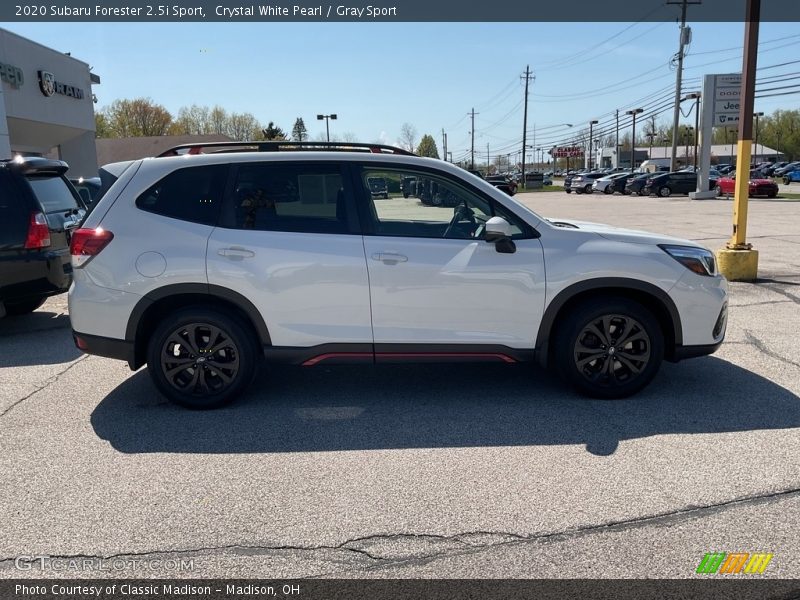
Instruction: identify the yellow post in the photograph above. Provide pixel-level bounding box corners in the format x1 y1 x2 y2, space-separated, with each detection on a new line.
716 0 760 282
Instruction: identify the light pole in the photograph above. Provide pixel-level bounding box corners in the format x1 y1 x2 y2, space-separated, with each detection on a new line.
753 111 764 165
626 108 643 173
316 113 337 142
588 119 598 170
683 92 701 170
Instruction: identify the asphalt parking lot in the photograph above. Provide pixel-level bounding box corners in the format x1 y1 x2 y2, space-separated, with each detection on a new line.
1 191 799 580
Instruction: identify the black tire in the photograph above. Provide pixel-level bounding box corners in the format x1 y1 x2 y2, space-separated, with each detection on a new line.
4 296 47 315
584 184 593 194
146 307 258 409
658 186 672 197
603 185 614 195
383 193 389 199
565 189 572 194
768 192 777 198
553 298 664 399
784 178 790 185
403 192 409 198
714 185 722 197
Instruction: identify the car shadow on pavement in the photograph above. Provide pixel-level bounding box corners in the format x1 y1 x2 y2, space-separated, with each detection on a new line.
90 356 800 457
0 324 82 367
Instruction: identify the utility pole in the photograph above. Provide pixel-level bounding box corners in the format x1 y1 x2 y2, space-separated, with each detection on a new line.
615 109 620 168
667 0 697 172
442 129 447 161
487 143 490 173
521 65 534 188
717 0 760 281
469 108 478 169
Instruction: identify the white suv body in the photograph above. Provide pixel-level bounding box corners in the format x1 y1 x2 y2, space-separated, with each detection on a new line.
69 145 727 408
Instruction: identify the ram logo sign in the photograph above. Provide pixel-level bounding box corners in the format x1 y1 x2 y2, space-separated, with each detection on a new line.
696 552 773 574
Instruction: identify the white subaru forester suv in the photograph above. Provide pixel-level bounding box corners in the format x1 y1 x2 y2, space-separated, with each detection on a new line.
68 142 727 409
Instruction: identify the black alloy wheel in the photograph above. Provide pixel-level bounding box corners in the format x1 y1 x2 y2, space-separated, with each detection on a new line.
554 298 664 399
147 308 257 408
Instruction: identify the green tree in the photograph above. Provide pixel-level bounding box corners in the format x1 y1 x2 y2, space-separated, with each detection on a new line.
416 134 440 158
291 118 308 142
261 121 287 140
100 98 172 137
94 112 111 137
758 109 800 160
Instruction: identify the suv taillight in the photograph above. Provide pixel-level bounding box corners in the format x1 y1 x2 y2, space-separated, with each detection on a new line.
70 227 114 268
24 212 51 249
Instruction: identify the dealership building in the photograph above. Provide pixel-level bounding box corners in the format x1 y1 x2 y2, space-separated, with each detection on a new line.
0 28 100 177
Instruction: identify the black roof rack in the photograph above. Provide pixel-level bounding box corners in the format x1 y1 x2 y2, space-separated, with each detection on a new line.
156 141 416 158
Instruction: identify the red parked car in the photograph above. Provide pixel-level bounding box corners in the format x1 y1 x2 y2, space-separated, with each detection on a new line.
715 170 778 198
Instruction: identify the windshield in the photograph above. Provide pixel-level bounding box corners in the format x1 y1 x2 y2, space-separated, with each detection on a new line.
26 175 81 213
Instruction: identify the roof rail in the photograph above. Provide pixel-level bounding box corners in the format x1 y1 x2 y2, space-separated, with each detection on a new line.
156 140 416 158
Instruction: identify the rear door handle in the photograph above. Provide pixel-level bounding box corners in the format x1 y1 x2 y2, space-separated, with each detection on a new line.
218 247 255 259
371 252 408 264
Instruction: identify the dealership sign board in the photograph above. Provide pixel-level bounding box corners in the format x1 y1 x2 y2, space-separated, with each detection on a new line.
550 146 584 158
712 73 741 127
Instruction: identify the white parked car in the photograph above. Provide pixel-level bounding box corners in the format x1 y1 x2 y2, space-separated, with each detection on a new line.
592 173 630 194
69 142 728 408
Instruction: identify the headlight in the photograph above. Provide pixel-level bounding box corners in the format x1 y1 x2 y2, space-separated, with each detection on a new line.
659 244 717 276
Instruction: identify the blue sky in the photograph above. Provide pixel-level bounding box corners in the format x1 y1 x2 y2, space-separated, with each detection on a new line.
3 20 798 162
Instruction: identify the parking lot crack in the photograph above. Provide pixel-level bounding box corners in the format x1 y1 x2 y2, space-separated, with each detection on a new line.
0 355 89 420
744 330 800 370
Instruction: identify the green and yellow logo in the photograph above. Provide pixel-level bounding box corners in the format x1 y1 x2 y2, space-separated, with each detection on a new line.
696 552 773 574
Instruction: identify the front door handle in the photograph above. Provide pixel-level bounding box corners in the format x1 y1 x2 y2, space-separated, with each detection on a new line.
371 252 408 264
218 247 255 259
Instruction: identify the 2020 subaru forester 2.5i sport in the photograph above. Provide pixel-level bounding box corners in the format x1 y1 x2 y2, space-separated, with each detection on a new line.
68 141 728 409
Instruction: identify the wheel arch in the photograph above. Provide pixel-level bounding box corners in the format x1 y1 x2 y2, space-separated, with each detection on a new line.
535 278 682 368
125 284 270 370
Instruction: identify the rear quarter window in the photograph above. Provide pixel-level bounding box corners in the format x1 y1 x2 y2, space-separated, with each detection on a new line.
136 165 228 226
0 171 29 246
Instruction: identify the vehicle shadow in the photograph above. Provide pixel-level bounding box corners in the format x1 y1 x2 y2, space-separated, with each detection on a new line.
0 324 82 367
0 310 71 336
91 357 800 457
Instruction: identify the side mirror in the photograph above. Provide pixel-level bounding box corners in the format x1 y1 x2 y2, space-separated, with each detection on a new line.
484 216 516 254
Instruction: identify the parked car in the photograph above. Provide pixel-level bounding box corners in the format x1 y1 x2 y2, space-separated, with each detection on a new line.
569 172 607 194
1 157 83 317
715 170 778 198
783 170 800 185
470 170 515 196
607 173 639 195
367 177 389 199
774 162 800 177
643 172 718 197
761 161 788 177
592 172 630 194
625 172 656 196
69 176 102 206
400 175 416 198
486 174 518 195
69 141 728 408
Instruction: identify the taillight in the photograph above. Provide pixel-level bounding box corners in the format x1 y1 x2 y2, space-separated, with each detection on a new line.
24 212 51 249
70 227 114 268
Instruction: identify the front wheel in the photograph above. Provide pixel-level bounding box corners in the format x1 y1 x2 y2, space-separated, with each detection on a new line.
553 298 664 399
784 178 791 185
603 185 614 195
714 185 722 196
146 308 258 409
565 189 572 194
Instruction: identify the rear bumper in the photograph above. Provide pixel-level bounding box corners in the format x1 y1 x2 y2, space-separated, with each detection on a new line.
73 331 136 367
0 248 72 303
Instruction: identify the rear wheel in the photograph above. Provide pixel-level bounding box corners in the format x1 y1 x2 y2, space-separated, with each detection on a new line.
714 185 722 196
553 298 664 399
3 296 47 315
584 184 593 194
603 185 614 194
146 308 258 409
658 186 672 197
565 189 572 194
